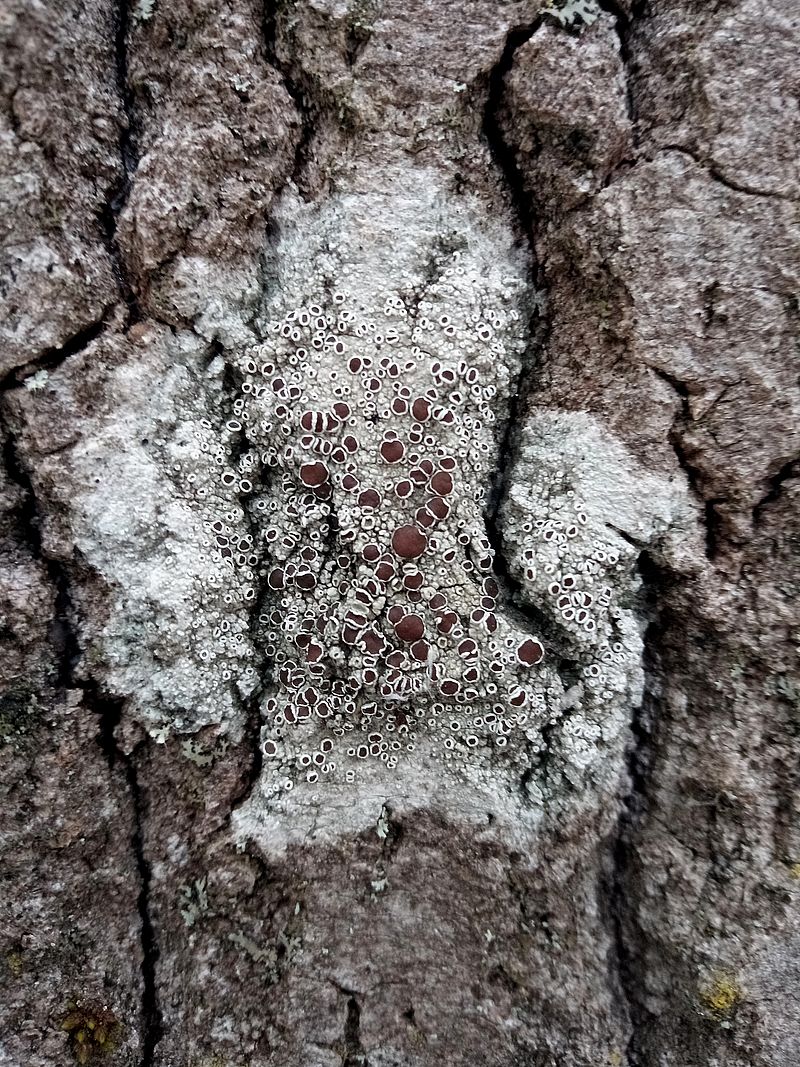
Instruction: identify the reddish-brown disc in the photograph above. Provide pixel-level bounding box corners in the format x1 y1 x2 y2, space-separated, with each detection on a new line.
430 471 453 496
394 614 424 642
359 488 381 509
426 496 449 520
392 525 427 559
299 461 328 487
380 440 405 463
517 638 545 665
411 397 431 421
268 567 286 590
363 629 386 655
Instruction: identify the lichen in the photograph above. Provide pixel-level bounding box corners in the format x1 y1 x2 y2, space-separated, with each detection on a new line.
60 1000 123 1064
132 0 157 21
5 949 23 977
544 0 601 28
227 905 302 985
699 971 744 1019
179 876 212 927
0 688 40 744
180 736 229 767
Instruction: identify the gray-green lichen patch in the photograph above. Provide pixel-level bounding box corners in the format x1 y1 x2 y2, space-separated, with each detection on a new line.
5 326 261 738
502 410 698 787
544 0 600 29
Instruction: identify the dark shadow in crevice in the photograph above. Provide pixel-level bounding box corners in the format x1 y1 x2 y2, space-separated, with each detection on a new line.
88 683 165 1066
603 547 675 1064
99 0 143 323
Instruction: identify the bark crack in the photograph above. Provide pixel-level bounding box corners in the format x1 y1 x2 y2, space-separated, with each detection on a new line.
218 344 271 807
341 995 369 1067
596 0 642 141
0 420 80 683
482 20 543 247
753 456 800 523
92 687 165 1067
661 144 796 203
480 17 549 605
481 18 594 795
0 309 114 392
1 417 163 1066
605 550 663 1066
263 0 316 193
100 0 143 322
648 366 720 559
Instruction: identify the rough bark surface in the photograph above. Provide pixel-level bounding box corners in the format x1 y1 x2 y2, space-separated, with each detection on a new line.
1 2 798 1066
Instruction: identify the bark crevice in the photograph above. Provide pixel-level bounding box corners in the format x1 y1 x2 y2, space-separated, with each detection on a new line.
218 344 270 804
605 550 664 1065
262 0 316 193
649 366 720 559
661 144 796 204
1 414 164 1066
481 18 552 637
341 995 369 1067
0 312 113 391
100 0 143 322
90 685 165 1067
596 0 642 139
0 420 81 683
753 456 800 523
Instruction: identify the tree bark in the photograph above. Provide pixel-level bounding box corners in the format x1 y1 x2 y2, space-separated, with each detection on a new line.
1 1 798 1065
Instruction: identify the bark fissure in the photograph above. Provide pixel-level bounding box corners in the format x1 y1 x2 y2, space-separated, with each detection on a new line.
481 18 609 799
605 551 664 1065
341 995 369 1067
753 456 800 523
100 0 143 322
0 312 113 391
596 0 641 138
661 145 796 203
0 415 163 1066
91 686 165 1067
219 345 270 805
482 21 543 249
649 366 720 558
263 1 315 191
481 19 552 626
0 420 80 684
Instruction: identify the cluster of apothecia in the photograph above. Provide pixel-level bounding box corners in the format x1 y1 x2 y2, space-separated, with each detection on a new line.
204 252 626 790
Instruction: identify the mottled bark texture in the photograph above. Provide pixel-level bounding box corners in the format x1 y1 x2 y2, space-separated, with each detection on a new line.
0 1 798 1066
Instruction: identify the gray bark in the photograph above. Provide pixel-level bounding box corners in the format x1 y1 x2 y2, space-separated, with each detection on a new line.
1 1 798 1065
